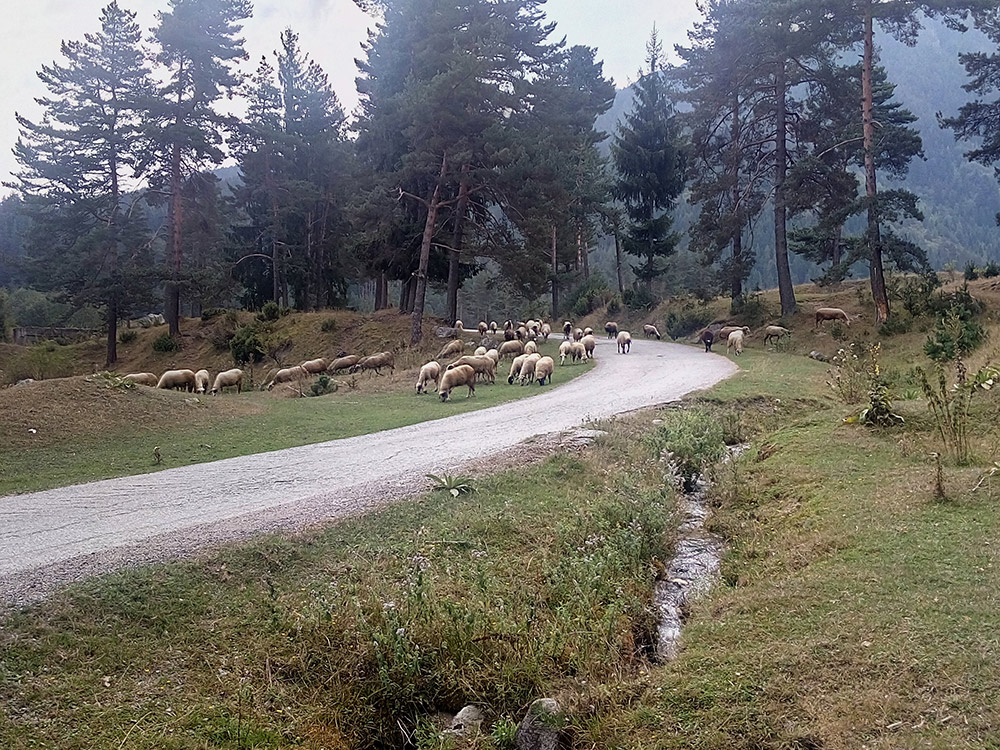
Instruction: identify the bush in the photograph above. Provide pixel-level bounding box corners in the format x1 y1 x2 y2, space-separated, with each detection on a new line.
730 292 770 328
606 295 622 315
983 261 1000 278
664 308 713 340
308 374 338 397
152 333 180 353
118 329 138 345
964 261 979 281
898 272 942 317
257 301 281 322
230 324 269 367
879 314 912 337
648 409 726 491
567 275 613 318
623 286 656 311
6 340 74 382
201 307 226 321
924 308 986 362
321 317 337 333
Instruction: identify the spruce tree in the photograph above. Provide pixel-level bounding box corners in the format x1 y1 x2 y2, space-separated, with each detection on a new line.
611 30 686 297
8 1 154 365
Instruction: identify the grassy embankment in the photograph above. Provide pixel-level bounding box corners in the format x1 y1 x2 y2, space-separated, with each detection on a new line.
3 279 1000 748
0 335 593 496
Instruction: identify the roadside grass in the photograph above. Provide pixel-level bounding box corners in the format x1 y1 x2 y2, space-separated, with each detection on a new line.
0 340 593 495
0 419 677 749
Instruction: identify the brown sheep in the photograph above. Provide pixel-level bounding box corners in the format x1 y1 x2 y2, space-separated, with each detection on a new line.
498 339 524 359
699 329 715 352
439 364 477 401
605 321 618 339
157 369 197 391
327 354 360 373
268 365 308 390
123 372 158 387
643 324 662 339
448 355 496 383
438 339 465 359
815 307 850 327
211 368 243 394
352 351 395 375
717 325 750 340
763 325 791 344
300 358 329 374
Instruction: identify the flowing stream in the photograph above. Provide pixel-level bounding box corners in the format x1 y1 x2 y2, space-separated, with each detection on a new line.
653 446 745 661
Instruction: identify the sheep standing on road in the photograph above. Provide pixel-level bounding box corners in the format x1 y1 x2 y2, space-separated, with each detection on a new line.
699 329 715 352
416 361 441 394
478 321 488 336
439 364 477 401
643 324 661 339
727 330 745 356
616 331 632 354
581 334 596 359
540 322 551 340
563 321 572 339
815 307 850 327
605 321 618 339
211 368 243 395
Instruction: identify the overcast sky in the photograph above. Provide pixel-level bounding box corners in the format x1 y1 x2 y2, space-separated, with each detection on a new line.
0 0 701 192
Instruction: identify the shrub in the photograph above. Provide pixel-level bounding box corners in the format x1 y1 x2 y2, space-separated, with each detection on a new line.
879 314 912 337
118 329 138 345
321 317 337 333
623 286 656 311
830 321 850 341
924 309 986 362
257 301 281 322
827 343 876 404
606 295 622 315
898 272 942 317
730 292 770 328
664 308 713 340
308 374 338 397
983 261 1000 278
6 340 74 382
918 359 999 464
201 307 226 321
230 324 268 367
855 346 903 428
152 333 180 353
964 261 979 281
567 274 613 318
648 409 726 491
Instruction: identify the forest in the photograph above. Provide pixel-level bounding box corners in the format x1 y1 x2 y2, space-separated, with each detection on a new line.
2 0 1000 366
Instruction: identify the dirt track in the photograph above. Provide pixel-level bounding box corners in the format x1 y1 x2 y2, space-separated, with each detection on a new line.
1 337 737 605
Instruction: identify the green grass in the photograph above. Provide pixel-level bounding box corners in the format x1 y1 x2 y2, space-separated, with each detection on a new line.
0 343 594 495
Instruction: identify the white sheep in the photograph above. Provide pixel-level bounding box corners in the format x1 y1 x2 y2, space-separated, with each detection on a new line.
573 327 584 341
581 334 596 359
507 353 528 384
559 340 573 365
485 348 500 365
643 324 662 339
518 352 542 385
533 355 555 385
498 339 524 359
416 361 441 394
194 369 211 394
570 341 586 363
616 331 632 354
123 372 157 387
727 329 745 356
478 321 488 336
268 365 308 390
489 321 498 333
524 340 538 355
474 345 488 356
439 364 477 401
762 325 791 344
211 368 243 394
583 326 594 337
815 307 850 327
157 369 197 391
540 322 551 340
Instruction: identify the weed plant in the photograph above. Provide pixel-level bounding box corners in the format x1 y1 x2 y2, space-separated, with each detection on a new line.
151 332 180 353
648 408 726 491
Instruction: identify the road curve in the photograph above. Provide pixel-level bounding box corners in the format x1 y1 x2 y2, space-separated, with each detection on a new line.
1 338 736 604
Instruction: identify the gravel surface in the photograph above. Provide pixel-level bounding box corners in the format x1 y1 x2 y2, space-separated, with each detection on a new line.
1 338 736 606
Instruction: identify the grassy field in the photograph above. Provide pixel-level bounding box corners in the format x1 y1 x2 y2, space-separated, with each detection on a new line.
0 339 594 495
4 281 1000 748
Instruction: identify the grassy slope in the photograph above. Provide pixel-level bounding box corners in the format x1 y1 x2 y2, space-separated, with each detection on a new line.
0 338 593 495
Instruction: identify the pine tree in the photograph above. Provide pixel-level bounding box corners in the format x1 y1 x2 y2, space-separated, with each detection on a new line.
611 29 685 299
146 0 251 335
7 1 155 365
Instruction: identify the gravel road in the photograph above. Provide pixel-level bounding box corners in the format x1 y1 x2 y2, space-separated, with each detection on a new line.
1 338 736 605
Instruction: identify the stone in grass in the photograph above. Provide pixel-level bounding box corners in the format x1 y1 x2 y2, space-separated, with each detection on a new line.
444 705 484 738
515 698 563 750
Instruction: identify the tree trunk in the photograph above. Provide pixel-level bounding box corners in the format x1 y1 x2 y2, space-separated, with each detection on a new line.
446 164 471 324
614 230 624 295
550 224 559 320
579 228 590 280
165 142 183 336
106 137 120 367
862 0 889 323
730 88 743 306
773 57 797 317
731 233 744 303
410 154 448 345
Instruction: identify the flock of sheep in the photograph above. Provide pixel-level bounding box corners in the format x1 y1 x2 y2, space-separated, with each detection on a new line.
696 306 850 356
121 368 244 394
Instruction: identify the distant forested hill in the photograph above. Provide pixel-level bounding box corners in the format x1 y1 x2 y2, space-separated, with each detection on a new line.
595 18 1000 289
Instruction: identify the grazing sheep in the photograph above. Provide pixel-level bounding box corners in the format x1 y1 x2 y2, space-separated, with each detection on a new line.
507 353 529 384
327 354 360 373
300 358 329 374
439 364 477 401
474 345 488 356
699 329 715 352
581 334 596 359
763 325 791 344
563 320 572 339
498 339 524 359
123 372 157 387
448 355 496 383
478 321 488 336
157 369 197 391
194 369 211 394
211 368 243 395
489 321 498 333
815 307 850 327
353 351 395 375
415 361 441 394
438 339 465 359
534 355 555 385
268 365 308 390
540 322 551 340
717 325 750 340
485 348 500 365
643 324 662 340
559 340 573 365
616 331 632 354
605 321 619 339
727 330 745 356
570 341 587 363
454 319 464 331
524 340 538 355
583 326 594 337
573 327 584 342
517 353 542 385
